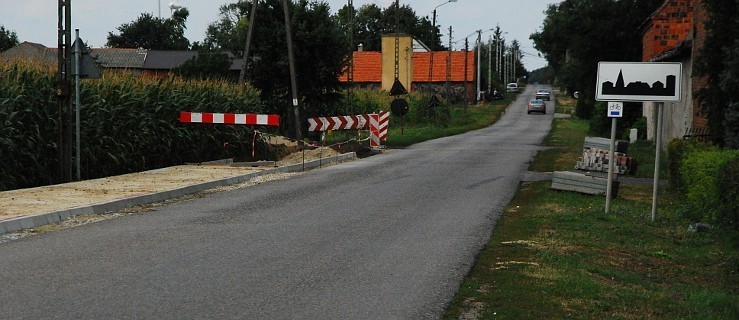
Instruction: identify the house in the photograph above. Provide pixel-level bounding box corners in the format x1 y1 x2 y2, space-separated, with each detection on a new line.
0 42 242 78
641 0 708 149
0 41 56 65
340 34 476 102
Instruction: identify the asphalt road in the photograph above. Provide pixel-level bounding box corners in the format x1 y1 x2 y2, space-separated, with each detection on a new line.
0 86 554 319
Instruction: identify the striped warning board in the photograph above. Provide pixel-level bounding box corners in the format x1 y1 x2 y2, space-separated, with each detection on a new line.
180 111 280 127
377 111 389 141
307 115 371 131
308 111 389 148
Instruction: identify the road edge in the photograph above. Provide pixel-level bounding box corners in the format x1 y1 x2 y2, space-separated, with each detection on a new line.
0 152 357 235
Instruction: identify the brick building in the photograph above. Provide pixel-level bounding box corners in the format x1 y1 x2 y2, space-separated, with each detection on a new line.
641 0 709 148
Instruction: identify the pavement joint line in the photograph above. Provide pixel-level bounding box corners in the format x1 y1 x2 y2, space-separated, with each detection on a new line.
0 152 357 236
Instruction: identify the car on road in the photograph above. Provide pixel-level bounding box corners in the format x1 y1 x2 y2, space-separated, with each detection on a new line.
527 99 546 114
535 89 551 101
506 83 519 93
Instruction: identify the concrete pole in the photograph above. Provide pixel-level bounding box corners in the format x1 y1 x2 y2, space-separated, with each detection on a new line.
476 30 482 103
74 29 81 181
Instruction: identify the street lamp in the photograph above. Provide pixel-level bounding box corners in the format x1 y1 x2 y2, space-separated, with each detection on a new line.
428 0 458 87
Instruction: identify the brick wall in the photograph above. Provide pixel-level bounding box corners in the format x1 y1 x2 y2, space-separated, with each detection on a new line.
691 0 709 130
643 0 694 61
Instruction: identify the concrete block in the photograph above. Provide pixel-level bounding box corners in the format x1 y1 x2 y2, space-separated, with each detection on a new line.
231 161 275 167
584 136 628 154
551 171 619 198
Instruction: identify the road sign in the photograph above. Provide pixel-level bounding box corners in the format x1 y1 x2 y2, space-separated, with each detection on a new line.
608 102 623 118
71 38 101 79
596 62 682 102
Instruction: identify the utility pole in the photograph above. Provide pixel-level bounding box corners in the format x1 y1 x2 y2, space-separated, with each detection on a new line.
238 0 259 87
429 0 457 90
57 0 72 183
282 0 301 140
476 30 481 103
347 0 354 114
488 35 492 97
464 38 469 108
445 26 452 103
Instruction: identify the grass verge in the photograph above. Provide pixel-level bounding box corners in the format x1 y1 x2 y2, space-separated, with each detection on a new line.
384 100 510 147
444 108 738 319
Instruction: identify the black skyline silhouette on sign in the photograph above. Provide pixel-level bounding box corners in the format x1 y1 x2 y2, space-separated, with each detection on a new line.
601 69 676 96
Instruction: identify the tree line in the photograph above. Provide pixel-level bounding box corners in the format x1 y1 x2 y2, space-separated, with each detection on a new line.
531 0 738 148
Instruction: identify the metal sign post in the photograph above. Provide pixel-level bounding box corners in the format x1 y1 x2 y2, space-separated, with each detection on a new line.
605 102 623 213
596 62 682 219
651 102 664 222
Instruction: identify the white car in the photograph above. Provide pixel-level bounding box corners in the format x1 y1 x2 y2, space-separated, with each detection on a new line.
506 83 519 93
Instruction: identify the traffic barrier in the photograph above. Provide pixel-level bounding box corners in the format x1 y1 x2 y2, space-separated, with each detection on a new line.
179 111 280 127
308 111 389 148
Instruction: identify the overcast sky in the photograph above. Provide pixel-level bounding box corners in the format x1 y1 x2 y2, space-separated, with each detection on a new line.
1 0 553 70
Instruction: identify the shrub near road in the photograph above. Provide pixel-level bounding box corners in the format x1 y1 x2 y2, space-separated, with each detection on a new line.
445 99 738 319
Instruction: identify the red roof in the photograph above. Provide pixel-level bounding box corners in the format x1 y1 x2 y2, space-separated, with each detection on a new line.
339 50 475 84
339 52 382 83
413 51 475 83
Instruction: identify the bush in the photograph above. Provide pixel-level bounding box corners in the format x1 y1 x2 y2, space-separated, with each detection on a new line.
717 156 739 229
631 116 648 140
680 146 739 228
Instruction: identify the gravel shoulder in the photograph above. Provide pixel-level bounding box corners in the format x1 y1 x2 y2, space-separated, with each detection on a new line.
0 148 341 223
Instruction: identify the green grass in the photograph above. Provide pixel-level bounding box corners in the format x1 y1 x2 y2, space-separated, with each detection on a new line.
385 100 511 147
318 97 512 148
443 98 739 319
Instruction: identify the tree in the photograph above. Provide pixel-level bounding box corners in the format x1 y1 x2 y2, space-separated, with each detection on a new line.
203 1 251 55
531 0 662 122
107 9 190 50
0 26 19 51
174 49 233 81
203 0 350 136
334 3 441 52
694 0 739 148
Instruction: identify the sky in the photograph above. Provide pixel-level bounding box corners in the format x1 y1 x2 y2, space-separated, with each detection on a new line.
1 0 553 71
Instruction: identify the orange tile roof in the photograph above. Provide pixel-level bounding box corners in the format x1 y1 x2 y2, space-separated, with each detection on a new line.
413 51 475 83
340 52 382 83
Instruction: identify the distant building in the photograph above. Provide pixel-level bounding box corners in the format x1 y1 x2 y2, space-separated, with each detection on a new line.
0 42 243 78
340 34 476 103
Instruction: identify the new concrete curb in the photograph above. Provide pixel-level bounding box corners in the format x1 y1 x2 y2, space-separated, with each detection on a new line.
0 152 357 236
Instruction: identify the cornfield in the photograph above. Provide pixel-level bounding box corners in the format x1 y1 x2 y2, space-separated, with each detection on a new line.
0 62 268 191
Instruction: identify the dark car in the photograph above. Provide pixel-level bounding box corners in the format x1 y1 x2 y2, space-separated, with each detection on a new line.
535 89 551 101
527 99 546 114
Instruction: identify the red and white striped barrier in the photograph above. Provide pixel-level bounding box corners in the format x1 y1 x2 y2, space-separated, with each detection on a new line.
308 112 389 148
180 111 280 127
307 115 370 131
377 111 389 142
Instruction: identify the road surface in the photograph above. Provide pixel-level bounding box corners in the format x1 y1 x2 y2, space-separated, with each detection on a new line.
0 86 554 319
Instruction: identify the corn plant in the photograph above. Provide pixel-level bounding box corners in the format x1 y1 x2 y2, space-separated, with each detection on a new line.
0 62 269 191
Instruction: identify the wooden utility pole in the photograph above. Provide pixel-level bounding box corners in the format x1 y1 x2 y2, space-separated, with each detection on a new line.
238 0 258 87
240 0 302 140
